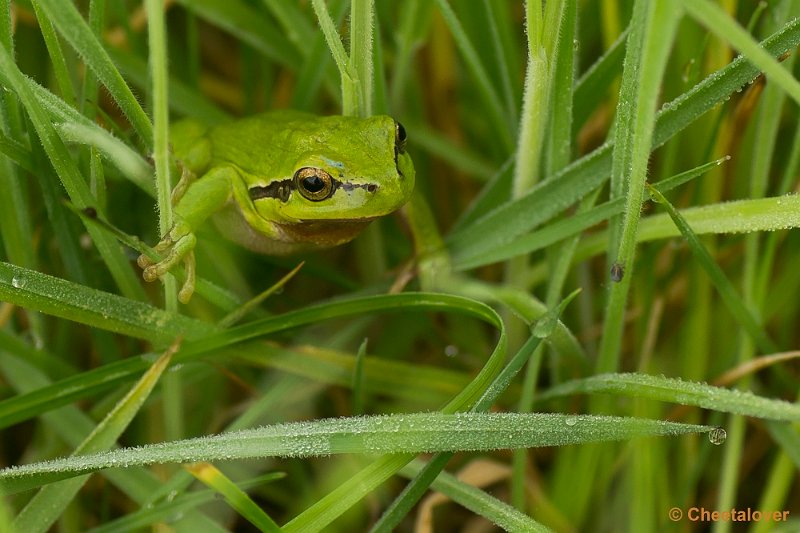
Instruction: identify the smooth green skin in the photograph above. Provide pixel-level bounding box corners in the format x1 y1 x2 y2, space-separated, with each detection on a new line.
138 111 415 302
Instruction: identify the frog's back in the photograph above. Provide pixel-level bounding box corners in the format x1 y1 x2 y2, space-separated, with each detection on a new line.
204 111 396 180
206 111 317 173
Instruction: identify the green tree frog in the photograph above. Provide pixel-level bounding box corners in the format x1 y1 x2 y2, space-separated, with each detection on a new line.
138 111 415 302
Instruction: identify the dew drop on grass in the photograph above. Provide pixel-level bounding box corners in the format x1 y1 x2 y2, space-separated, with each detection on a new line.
11 275 25 288
708 427 727 445
532 315 557 338
564 416 578 427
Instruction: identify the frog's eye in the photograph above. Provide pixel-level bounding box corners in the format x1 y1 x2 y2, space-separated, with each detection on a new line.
395 121 407 154
294 167 334 201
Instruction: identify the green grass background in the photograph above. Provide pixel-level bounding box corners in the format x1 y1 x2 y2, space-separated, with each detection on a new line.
0 0 800 531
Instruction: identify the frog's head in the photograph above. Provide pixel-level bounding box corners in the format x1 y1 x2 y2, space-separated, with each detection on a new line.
248 114 415 248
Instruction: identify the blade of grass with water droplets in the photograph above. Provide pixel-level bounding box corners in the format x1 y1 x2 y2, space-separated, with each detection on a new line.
537 373 800 421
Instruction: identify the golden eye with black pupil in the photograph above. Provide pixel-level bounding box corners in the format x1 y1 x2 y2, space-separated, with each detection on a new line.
294 167 334 201
395 121 407 153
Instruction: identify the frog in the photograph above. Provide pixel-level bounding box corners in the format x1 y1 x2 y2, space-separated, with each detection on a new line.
137 110 415 303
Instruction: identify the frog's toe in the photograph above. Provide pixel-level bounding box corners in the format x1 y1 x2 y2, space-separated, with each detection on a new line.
177 251 196 303
142 264 160 282
171 165 197 206
138 238 175 270
137 253 153 269
139 232 197 285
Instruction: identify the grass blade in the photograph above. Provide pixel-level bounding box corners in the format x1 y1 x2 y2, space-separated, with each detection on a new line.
453 157 727 269
597 0 680 374
433 0 514 151
186 463 281 533
11 343 176 532
681 0 800 105
0 412 710 495
538 373 800 420
34 0 153 147
447 17 800 261
174 0 300 68
400 458 553 533
349 0 374 116
648 186 777 354
0 44 147 301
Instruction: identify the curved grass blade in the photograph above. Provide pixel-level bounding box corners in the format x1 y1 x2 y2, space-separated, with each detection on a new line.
0 270 505 429
1 289 509 528
372 290 579 532
280 292 510 531
301 290 583 532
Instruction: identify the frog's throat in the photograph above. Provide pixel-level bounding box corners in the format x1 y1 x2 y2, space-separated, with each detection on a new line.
212 204 374 255
249 178 378 202
275 218 375 248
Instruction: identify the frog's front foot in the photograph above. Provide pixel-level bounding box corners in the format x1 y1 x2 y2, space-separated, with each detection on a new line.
138 220 198 303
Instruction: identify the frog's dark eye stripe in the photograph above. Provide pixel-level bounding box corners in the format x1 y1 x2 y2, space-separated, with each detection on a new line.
249 168 379 203
249 179 293 202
